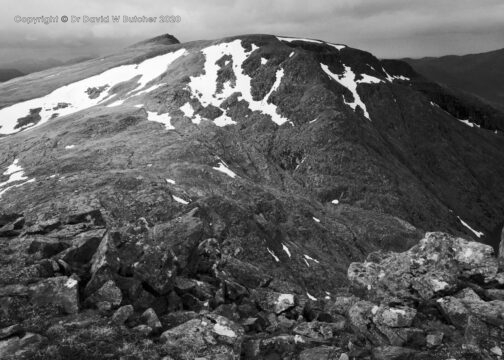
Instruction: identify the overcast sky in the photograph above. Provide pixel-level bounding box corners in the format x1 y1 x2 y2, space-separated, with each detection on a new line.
1 0 504 64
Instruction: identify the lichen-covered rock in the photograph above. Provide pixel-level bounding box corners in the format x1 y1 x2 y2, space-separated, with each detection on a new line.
371 346 419 360
0 332 45 359
372 305 417 328
242 334 310 360
85 279 122 309
348 232 498 301
29 276 79 314
160 314 244 359
141 308 162 332
111 304 134 325
251 288 295 314
293 320 346 340
298 345 342 360
59 228 106 266
84 232 120 296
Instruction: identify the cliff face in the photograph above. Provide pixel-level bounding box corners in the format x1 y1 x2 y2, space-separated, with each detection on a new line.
0 34 503 359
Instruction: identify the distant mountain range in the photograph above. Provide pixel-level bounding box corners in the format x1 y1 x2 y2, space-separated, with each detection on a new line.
0 55 96 83
0 68 24 82
404 48 504 111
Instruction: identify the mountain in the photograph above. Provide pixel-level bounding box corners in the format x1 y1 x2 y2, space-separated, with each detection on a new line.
0 33 503 359
0 68 24 82
404 48 504 111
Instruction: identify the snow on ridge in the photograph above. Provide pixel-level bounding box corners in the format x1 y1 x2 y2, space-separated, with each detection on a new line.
277 36 345 50
321 63 372 120
0 48 186 135
213 161 237 178
146 111 175 130
187 40 289 126
457 216 484 238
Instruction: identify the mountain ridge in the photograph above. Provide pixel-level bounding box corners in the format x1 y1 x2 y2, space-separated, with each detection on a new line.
0 33 503 359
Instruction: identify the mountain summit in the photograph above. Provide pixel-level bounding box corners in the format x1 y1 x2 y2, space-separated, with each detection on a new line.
0 34 503 359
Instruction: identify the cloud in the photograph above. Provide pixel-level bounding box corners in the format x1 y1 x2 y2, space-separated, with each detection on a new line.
0 0 503 61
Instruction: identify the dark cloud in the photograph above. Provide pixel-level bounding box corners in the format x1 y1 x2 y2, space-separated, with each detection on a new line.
0 0 503 63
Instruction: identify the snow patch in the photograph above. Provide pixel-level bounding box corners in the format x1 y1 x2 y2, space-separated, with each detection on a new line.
166 179 176 184
384 69 410 82
0 159 35 198
312 217 320 223
357 74 383 84
307 292 317 301
303 254 320 264
457 216 484 238
172 195 189 205
261 57 268 65
331 199 339 204
146 111 174 130
458 118 480 128
321 63 372 120
282 243 291 258
65 145 76 149
213 161 237 178
187 40 288 126
267 247 280 262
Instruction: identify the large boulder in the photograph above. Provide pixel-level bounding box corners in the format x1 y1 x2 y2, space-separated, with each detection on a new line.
59 228 106 266
348 232 499 301
85 279 122 309
84 231 120 296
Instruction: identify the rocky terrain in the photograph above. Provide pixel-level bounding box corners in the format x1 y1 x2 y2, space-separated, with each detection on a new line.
0 33 503 359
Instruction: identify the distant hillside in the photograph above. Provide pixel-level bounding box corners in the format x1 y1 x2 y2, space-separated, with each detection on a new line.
0 55 96 75
0 68 24 82
404 48 504 110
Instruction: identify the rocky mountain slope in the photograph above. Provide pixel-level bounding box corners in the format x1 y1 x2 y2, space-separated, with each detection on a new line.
0 33 503 359
403 48 504 111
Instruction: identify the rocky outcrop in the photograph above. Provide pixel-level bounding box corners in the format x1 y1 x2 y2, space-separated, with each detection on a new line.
347 231 504 358
348 232 498 302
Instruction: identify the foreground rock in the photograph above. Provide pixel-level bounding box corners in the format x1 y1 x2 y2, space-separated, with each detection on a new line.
160 314 245 359
348 232 498 302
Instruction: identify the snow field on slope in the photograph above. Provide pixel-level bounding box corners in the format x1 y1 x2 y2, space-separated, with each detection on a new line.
186 40 289 126
0 159 35 198
321 64 375 120
0 48 187 135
